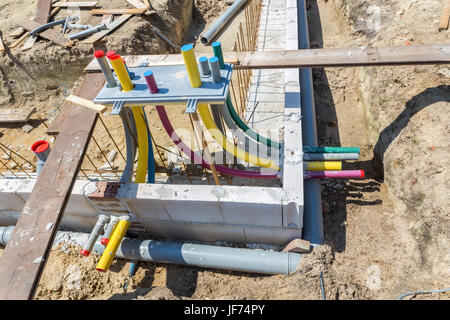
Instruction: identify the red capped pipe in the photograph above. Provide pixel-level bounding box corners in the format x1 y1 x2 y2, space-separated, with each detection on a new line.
31 140 50 174
94 50 117 88
80 214 109 257
100 216 120 246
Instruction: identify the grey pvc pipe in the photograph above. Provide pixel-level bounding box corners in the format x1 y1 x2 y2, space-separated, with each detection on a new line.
209 57 222 83
96 54 117 88
30 17 78 36
211 105 225 135
200 0 249 45
67 24 93 30
101 216 120 245
81 214 109 256
68 24 107 40
303 153 359 161
0 227 302 275
120 109 137 184
199 57 211 76
298 0 324 245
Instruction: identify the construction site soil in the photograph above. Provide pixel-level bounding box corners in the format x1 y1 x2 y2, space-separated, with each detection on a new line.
0 0 448 300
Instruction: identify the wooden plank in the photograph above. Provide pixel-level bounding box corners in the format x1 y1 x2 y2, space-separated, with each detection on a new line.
83 14 132 44
34 0 52 23
101 14 114 25
10 27 26 38
84 44 450 72
0 33 5 53
46 73 105 135
22 0 53 51
0 108 36 123
439 1 450 31
18 19 72 47
65 95 107 113
22 35 38 51
90 8 146 15
52 1 98 7
125 0 147 9
0 74 105 300
9 32 30 49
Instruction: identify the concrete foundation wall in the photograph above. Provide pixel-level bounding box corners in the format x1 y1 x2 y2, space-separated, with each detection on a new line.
0 179 301 245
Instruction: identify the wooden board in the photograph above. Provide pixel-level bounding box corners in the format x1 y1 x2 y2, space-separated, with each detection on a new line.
34 0 52 23
65 95 107 113
18 19 72 47
101 14 114 25
52 1 98 7
439 1 450 31
125 0 147 9
83 14 132 44
84 44 450 72
46 74 105 135
90 8 146 15
22 35 38 51
22 0 53 51
0 34 5 53
0 74 105 300
9 33 30 49
10 27 26 38
0 108 36 123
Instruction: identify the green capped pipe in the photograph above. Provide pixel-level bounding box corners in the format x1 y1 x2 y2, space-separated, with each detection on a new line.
303 146 360 154
212 41 225 69
226 96 281 150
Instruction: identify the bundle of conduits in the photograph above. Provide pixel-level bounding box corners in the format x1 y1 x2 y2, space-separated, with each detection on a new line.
96 44 363 184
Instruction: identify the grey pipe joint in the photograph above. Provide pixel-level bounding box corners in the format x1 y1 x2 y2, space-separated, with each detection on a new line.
100 216 120 246
80 214 109 257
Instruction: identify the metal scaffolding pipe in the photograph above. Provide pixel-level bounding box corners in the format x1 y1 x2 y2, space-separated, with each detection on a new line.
298 0 324 245
0 227 302 275
200 0 249 45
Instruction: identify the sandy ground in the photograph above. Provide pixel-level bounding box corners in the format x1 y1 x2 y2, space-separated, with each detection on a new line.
0 0 449 300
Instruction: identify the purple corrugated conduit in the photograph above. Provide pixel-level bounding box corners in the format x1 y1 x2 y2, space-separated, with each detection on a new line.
156 105 279 179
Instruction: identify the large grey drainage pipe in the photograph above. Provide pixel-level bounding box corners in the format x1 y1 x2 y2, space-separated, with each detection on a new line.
200 0 249 45
297 0 324 245
0 226 302 275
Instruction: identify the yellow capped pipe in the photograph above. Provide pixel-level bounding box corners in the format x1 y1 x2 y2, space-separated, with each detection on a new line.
198 104 279 170
306 161 342 171
131 107 149 183
181 44 202 88
96 217 130 272
109 54 134 92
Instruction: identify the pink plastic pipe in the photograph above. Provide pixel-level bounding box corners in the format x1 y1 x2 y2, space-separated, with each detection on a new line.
304 170 365 179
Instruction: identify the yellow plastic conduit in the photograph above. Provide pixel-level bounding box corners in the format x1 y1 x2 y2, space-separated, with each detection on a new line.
131 107 149 183
306 161 342 171
197 104 279 170
96 218 130 272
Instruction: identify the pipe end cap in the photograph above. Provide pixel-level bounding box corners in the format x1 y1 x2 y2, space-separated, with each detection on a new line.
94 50 105 58
181 44 194 52
80 249 90 257
106 50 115 59
31 140 49 154
100 238 109 246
